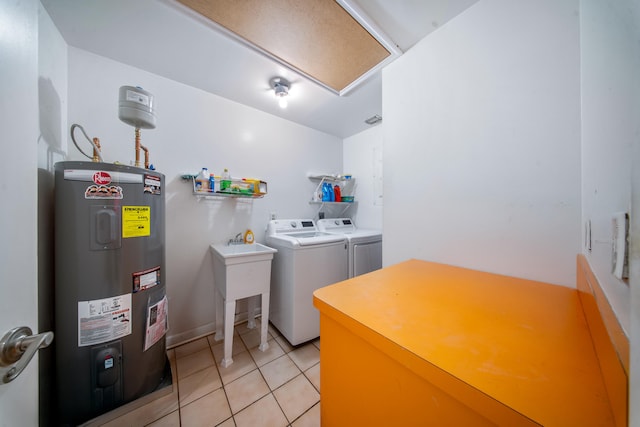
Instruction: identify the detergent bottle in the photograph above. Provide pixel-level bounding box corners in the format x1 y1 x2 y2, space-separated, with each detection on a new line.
334 184 342 202
195 168 209 192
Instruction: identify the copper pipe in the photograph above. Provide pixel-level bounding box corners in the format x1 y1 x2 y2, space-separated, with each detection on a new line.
140 144 150 169
92 137 101 163
135 127 141 167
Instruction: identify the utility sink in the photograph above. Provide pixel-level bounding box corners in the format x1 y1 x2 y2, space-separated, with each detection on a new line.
211 242 277 263
209 243 277 367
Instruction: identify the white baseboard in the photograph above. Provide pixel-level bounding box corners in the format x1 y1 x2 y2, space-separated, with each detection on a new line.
166 309 261 349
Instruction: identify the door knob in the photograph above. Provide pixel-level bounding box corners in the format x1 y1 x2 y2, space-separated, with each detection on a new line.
0 326 54 384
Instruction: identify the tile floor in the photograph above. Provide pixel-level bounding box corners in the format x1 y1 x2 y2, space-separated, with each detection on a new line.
91 319 320 427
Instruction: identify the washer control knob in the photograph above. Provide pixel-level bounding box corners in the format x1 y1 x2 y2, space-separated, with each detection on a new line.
290 222 297 228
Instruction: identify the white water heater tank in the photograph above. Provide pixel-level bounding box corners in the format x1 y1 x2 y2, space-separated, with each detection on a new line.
118 86 156 129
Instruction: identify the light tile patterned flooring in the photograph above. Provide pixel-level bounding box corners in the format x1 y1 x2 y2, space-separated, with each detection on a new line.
95 319 320 427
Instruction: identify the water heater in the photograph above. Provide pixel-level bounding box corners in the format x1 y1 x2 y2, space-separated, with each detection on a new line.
54 161 169 425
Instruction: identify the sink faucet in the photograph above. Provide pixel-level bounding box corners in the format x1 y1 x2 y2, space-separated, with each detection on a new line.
228 233 244 245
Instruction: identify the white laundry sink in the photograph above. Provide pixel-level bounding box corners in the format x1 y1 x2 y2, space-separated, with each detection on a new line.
209 243 277 367
210 243 277 264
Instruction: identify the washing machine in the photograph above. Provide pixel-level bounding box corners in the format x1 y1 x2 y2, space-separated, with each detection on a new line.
317 218 382 278
266 219 347 345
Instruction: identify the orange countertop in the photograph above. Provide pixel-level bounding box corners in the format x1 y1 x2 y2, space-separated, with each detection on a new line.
313 259 615 426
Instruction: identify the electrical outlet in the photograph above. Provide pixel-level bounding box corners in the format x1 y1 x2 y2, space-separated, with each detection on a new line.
270 212 277 220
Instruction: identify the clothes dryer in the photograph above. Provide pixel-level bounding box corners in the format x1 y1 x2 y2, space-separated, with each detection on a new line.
317 218 382 278
266 219 347 345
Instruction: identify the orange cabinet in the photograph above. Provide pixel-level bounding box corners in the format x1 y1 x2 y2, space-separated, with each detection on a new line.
313 259 616 426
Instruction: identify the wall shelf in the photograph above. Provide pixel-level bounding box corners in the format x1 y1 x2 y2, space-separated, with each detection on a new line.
308 174 356 217
307 174 350 183
309 201 355 205
182 175 267 199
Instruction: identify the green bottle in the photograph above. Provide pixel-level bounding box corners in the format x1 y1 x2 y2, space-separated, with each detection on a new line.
221 168 231 191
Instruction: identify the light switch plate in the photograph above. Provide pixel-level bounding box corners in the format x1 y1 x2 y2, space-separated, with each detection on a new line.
585 220 592 251
611 212 629 280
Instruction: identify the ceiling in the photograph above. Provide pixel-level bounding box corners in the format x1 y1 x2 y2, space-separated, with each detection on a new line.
41 0 480 138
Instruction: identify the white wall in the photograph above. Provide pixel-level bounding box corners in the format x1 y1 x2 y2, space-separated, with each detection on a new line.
632 123 640 426
343 125 383 229
580 0 638 340
382 0 581 286
65 48 343 346
632 121 640 426
579 0 640 422
37 3 67 170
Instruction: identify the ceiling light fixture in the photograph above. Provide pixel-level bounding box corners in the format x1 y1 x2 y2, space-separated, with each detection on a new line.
270 77 290 109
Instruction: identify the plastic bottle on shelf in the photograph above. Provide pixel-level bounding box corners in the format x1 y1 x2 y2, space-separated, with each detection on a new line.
221 168 231 191
209 174 215 193
322 182 330 201
334 184 342 202
342 174 355 202
195 167 209 192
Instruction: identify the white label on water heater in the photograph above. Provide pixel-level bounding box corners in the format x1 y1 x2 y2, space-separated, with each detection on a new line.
78 293 132 347
133 266 160 292
144 296 169 352
126 89 150 106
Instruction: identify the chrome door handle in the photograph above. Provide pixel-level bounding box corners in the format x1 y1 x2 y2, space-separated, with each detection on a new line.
0 326 54 384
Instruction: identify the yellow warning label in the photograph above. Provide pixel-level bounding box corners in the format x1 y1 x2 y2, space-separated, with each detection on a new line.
122 206 151 238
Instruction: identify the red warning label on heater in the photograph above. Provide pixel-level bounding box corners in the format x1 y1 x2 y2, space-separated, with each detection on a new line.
92 171 112 185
